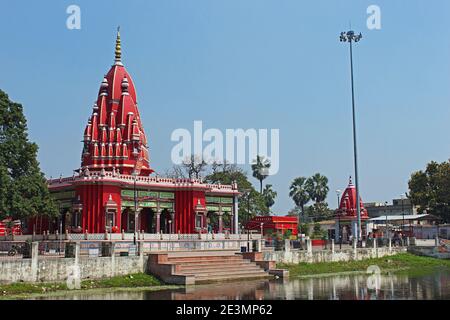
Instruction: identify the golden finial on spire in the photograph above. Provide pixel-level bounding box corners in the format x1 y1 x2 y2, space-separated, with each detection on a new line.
114 26 122 65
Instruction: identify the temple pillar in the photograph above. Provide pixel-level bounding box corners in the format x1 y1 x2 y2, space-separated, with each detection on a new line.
134 208 142 233
170 212 175 234
352 220 358 240
230 214 234 234
217 212 223 234
233 195 239 234
156 211 161 234
335 220 340 241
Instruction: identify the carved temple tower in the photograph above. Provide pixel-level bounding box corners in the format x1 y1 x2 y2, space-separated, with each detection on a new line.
335 177 369 241
30 30 239 235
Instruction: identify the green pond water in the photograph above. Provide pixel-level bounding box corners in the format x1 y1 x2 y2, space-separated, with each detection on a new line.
34 268 450 300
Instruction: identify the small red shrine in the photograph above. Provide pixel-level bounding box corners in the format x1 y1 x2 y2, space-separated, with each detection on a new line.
246 216 298 237
335 177 369 241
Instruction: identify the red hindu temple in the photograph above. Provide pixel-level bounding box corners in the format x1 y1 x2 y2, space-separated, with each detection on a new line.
27 30 239 235
335 177 369 242
245 216 298 238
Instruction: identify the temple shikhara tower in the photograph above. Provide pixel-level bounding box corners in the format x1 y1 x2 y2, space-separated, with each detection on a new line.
81 30 152 176
335 177 369 241
29 30 239 235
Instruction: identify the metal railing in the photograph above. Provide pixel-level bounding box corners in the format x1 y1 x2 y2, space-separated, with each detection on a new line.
38 241 65 258
0 237 262 260
0 241 31 260
264 237 412 252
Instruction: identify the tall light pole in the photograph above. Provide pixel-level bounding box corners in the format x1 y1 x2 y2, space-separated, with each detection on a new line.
132 157 144 243
385 201 389 240
336 189 341 244
132 170 138 244
400 194 405 234
340 30 363 242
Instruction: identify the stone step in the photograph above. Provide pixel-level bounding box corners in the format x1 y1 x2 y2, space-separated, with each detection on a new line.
168 250 238 258
168 256 245 263
149 252 273 285
194 271 270 283
178 265 263 274
180 268 267 277
177 261 253 270
172 258 251 266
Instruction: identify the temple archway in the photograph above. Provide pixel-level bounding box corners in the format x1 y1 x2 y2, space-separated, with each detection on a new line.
160 209 171 234
207 211 219 233
222 213 232 233
121 208 136 233
140 208 155 233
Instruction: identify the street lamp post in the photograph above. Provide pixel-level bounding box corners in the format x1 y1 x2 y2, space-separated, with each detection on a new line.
133 171 138 244
336 189 341 245
246 191 251 252
340 30 363 243
385 201 389 241
400 194 405 235
437 219 440 241
59 220 63 255
132 157 144 245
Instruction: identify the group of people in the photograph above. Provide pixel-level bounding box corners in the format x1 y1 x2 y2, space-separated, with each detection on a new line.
366 230 406 246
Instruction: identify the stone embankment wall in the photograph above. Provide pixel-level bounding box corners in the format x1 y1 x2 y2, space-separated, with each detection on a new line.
407 246 450 259
264 239 407 264
0 242 146 284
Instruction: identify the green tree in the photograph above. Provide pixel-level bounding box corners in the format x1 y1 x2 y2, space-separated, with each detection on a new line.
251 155 271 193
409 160 450 222
204 165 268 224
289 177 310 219
0 89 58 220
298 223 309 237
303 173 330 221
283 229 293 240
304 203 333 222
305 173 329 204
262 184 277 211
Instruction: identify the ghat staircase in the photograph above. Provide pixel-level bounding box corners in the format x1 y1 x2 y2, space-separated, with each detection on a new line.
148 251 283 285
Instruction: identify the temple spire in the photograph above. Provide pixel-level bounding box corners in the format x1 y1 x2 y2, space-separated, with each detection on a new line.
114 26 123 66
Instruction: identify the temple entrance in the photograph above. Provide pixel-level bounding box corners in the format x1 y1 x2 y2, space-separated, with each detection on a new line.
207 211 218 233
121 208 136 233
222 213 231 234
52 208 70 234
140 208 155 233
160 209 171 234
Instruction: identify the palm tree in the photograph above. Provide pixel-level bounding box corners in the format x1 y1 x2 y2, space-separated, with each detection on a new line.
305 173 329 204
289 177 311 219
262 184 277 211
251 155 271 193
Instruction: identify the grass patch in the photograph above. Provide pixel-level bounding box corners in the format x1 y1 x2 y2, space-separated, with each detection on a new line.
80 273 162 289
0 282 69 296
278 253 450 278
0 273 163 298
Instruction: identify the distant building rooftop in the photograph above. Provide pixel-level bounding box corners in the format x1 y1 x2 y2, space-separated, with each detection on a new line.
369 214 437 222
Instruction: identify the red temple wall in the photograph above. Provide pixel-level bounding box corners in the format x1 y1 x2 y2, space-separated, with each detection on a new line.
175 190 205 234
76 184 122 234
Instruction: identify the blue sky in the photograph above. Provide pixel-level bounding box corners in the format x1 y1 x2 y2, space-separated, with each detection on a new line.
1 0 449 214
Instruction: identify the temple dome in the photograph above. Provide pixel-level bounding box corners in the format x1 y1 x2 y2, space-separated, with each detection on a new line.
337 177 368 219
80 29 153 176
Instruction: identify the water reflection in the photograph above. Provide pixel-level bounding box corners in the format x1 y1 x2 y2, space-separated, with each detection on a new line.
38 270 450 300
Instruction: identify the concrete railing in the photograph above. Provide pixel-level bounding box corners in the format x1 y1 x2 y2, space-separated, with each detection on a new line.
47 173 239 193
265 238 408 264
0 242 147 284
2 232 261 242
